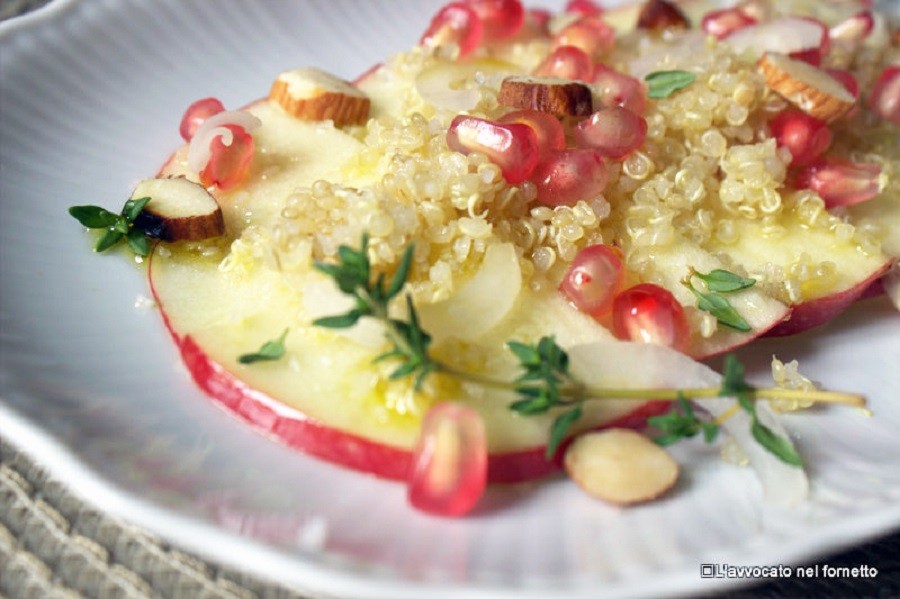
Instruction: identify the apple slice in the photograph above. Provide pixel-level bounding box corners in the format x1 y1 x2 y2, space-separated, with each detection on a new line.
705 216 891 336
724 16 827 57
631 235 791 358
131 177 225 242
149 247 674 483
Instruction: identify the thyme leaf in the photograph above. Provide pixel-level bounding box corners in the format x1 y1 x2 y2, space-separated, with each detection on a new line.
648 392 720 446
68 197 153 256
645 70 696 99
238 329 289 364
684 271 752 332
693 269 756 293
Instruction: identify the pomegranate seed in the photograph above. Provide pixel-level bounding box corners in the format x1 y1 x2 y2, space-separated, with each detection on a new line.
794 160 882 209
498 109 566 158
447 115 539 184
565 0 604 16
868 66 900 125
467 0 525 40
636 0 690 31
533 45 594 81
701 8 756 40
612 284 689 352
531 148 608 207
523 8 551 36
408 403 487 517
574 106 648 160
769 109 831 167
593 65 647 114
179 97 225 142
199 124 254 191
829 10 874 43
560 244 625 317
554 15 616 58
420 2 484 58
789 47 823 67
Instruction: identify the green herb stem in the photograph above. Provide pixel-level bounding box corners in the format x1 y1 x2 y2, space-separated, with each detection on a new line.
428 369 865 409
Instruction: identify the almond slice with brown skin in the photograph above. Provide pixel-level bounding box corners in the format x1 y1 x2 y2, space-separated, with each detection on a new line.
498 76 593 117
270 67 371 126
564 428 679 505
759 52 855 123
131 177 225 242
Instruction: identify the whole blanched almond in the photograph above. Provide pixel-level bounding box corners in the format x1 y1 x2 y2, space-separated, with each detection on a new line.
564 428 679 505
498 76 593 117
131 177 225 242
270 67 371 126
759 52 855 123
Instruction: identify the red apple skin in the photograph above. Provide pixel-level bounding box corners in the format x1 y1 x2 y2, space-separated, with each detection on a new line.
765 261 891 337
176 332 669 483
149 253 670 484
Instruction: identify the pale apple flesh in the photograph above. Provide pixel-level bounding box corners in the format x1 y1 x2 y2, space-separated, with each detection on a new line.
149 246 670 483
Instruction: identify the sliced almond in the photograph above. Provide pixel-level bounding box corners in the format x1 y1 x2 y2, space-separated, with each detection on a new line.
269 67 370 126
636 0 690 31
498 76 593 117
758 52 855 123
563 429 679 505
131 177 225 242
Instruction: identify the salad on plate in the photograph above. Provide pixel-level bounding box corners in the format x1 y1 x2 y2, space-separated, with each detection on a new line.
68 0 899 517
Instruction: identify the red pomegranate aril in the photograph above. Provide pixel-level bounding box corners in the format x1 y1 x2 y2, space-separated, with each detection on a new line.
612 284 689 352
467 0 525 40
593 65 647 115
789 47 823 67
769 109 831 167
829 10 874 43
868 66 900 125
524 8 551 36
554 15 616 58
533 45 594 81
179 97 225 142
199 124 254 191
701 8 756 40
794 160 882 209
498 110 566 158
574 106 647 160
560 244 625 317
532 148 608 207
408 403 487 517
420 2 484 58
565 0 604 16
447 115 539 184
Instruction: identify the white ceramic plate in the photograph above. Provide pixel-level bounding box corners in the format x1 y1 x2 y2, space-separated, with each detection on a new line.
2 1 899 597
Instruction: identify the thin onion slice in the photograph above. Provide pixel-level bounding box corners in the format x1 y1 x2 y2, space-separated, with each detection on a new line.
187 110 262 174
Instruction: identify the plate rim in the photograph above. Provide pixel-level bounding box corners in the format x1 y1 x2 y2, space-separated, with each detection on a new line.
2 1 900 597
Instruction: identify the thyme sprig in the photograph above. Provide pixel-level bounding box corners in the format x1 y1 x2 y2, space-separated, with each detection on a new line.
68 198 153 256
312 234 439 390
683 268 754 332
312 235 866 464
648 392 720 446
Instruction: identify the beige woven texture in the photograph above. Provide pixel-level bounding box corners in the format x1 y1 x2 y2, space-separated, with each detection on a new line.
0 436 306 599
